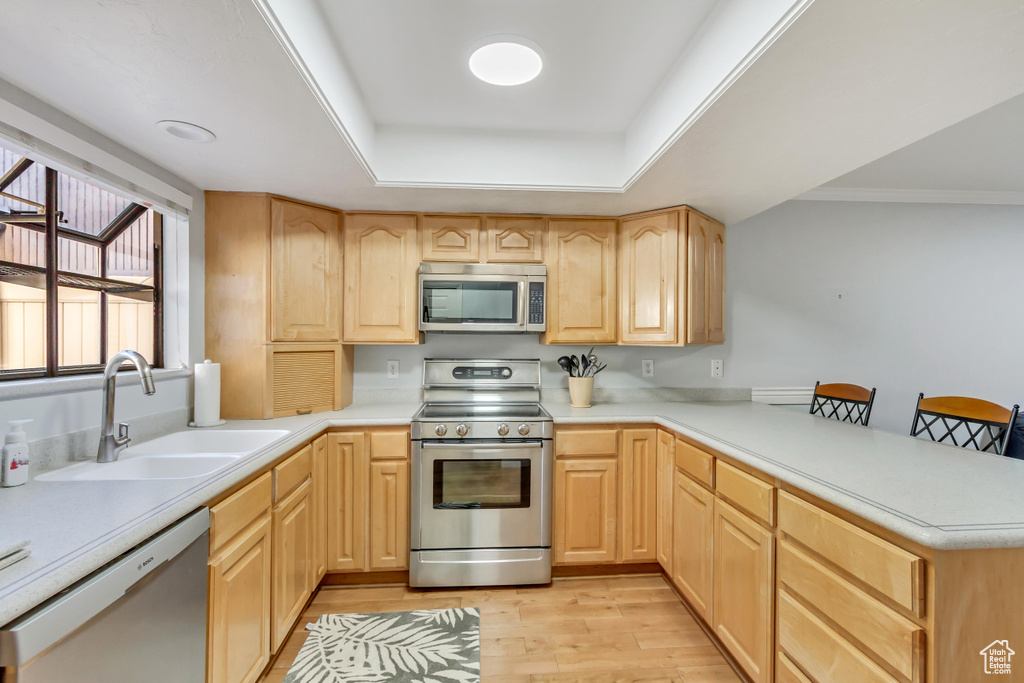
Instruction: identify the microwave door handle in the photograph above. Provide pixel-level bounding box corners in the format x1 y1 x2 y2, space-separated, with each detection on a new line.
518 279 528 331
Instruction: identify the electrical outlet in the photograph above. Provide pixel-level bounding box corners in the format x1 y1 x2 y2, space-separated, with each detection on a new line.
711 359 723 378
386 360 400 379
641 359 654 378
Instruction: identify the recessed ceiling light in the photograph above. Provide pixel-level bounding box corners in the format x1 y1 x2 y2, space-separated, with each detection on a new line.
156 120 216 143
469 39 543 86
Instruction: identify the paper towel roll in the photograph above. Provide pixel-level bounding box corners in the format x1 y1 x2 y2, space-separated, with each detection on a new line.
193 359 222 427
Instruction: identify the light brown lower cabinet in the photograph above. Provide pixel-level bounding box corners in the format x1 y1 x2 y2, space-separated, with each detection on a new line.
326 430 410 572
271 476 313 651
311 435 328 582
655 431 674 574
619 429 658 562
553 455 618 564
207 475 273 683
672 469 714 623
713 498 774 683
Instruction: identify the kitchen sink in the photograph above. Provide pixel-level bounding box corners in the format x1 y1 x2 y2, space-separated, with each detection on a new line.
35 429 289 482
122 429 289 456
36 455 243 482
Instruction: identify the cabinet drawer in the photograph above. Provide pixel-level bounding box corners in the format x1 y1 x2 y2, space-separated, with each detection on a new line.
370 431 409 461
779 590 898 683
779 541 925 682
716 461 775 526
274 444 312 502
210 473 272 554
555 429 618 458
776 652 812 683
674 438 714 487
778 492 924 616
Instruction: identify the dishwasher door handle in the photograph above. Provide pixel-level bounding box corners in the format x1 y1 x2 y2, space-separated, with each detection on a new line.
0 507 210 666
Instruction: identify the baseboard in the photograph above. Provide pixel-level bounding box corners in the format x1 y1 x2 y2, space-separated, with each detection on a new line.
552 562 662 578
320 570 410 586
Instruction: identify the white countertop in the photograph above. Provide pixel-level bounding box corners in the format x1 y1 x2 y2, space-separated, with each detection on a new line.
2 398 1023 625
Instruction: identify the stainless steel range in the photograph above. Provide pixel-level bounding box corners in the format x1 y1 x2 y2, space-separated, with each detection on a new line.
410 359 553 587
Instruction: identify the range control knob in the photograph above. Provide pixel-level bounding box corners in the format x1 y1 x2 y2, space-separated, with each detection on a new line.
501 368 512 378
434 424 448 437
518 424 531 436
497 423 510 436
456 423 469 437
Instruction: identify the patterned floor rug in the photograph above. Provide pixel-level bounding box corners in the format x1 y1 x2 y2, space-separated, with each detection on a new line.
283 607 481 683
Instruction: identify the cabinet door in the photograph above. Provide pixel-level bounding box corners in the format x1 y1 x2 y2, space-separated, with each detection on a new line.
421 215 481 262
656 431 674 574
312 435 328 583
208 514 272 683
272 478 313 651
326 433 367 571
707 218 725 344
544 219 617 344
686 211 709 345
485 217 545 262
619 212 679 344
554 457 618 564
270 199 340 342
714 498 775 683
368 460 410 570
672 471 714 623
343 213 419 343
620 429 658 562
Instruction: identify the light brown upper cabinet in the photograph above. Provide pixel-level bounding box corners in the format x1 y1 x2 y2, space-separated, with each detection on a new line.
421 214 482 262
618 210 681 344
270 199 341 342
205 192 352 419
343 213 420 344
687 210 726 344
543 219 617 344
485 216 545 263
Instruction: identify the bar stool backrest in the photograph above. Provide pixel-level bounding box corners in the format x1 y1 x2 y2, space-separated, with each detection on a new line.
809 382 876 426
911 394 1020 455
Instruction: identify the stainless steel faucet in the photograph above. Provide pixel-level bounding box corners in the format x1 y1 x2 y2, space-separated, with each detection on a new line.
97 350 156 463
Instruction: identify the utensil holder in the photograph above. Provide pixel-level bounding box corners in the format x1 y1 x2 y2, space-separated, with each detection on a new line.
568 377 594 408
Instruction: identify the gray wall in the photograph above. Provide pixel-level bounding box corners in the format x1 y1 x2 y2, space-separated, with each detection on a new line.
356 199 1024 435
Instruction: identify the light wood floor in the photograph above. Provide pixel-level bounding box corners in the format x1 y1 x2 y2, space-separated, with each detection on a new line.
259 574 742 682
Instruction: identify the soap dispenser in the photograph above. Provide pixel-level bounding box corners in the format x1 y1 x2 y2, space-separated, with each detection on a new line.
2 420 32 487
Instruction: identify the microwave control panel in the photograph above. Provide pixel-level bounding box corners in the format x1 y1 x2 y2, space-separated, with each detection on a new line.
528 282 545 325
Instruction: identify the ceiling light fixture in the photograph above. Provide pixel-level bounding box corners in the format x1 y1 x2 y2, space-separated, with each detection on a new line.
156 120 217 143
469 38 543 86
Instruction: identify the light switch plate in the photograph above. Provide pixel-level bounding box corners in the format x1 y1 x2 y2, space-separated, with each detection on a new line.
386 360 400 379
641 359 654 378
712 360 723 378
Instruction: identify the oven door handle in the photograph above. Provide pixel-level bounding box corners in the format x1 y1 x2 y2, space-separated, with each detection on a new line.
419 440 544 449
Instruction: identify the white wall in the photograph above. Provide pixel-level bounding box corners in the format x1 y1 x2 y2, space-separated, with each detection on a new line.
356 199 1024 436
0 79 204 442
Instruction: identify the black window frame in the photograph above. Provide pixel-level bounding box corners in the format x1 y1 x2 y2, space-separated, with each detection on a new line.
0 158 163 381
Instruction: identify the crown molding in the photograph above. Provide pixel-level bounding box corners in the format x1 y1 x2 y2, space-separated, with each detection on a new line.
796 186 1024 205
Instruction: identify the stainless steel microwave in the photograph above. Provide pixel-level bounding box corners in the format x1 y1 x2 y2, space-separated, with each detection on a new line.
418 263 546 333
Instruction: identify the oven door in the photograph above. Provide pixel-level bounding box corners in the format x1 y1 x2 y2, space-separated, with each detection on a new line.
419 275 527 332
412 440 551 551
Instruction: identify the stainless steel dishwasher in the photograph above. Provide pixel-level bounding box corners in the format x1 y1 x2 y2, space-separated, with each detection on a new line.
0 508 209 682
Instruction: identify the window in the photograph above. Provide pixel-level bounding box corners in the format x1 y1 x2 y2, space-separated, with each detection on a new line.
0 144 162 379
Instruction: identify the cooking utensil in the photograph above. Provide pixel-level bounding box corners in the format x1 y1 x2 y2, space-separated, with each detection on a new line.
592 363 607 375
557 356 573 377
580 353 590 375
570 356 581 376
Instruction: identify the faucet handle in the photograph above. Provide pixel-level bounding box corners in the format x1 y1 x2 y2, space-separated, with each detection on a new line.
118 422 131 446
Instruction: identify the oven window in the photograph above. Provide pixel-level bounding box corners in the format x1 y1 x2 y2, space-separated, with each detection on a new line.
422 281 518 324
433 459 530 509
